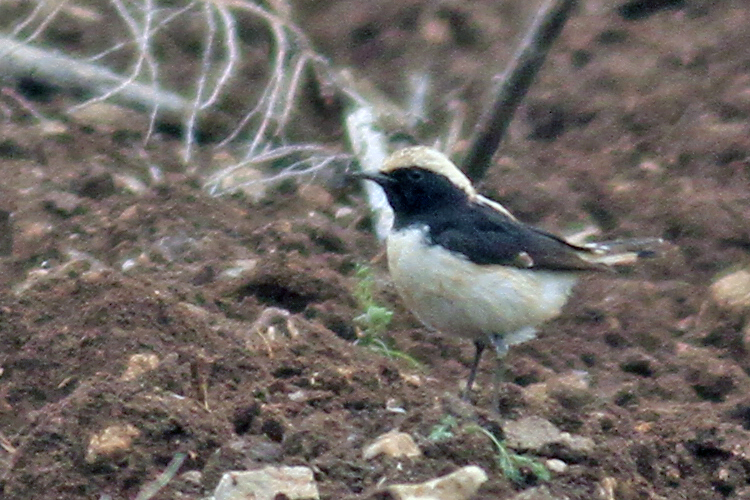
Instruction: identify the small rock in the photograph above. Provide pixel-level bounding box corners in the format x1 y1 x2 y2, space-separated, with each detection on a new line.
387 465 488 500
120 353 160 381
545 371 594 410
523 371 593 412
86 423 140 463
334 206 355 221
220 259 258 280
400 373 423 386
503 416 595 460
181 470 203 486
288 390 307 402
363 429 422 460
116 206 139 223
545 458 568 473
710 269 750 314
39 119 69 136
597 477 617 500
385 398 407 414
213 466 319 500
638 160 663 175
114 174 149 195
68 102 146 131
43 191 84 217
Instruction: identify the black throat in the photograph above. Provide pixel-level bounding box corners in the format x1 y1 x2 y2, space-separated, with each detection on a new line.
380 168 470 231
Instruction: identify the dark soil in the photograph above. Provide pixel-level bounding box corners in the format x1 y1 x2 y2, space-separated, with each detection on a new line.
2 1 750 499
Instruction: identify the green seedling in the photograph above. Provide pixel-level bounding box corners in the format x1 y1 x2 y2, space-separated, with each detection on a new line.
428 415 458 442
352 264 420 367
467 425 551 484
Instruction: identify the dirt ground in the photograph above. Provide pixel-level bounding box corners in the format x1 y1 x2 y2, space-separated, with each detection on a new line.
2 0 750 499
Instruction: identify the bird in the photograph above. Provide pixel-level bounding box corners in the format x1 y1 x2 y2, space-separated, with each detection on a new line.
356 146 666 400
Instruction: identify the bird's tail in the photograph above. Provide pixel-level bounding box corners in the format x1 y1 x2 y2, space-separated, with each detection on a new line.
580 237 672 266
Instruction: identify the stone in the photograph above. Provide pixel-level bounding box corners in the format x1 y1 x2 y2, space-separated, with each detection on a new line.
180 470 203 486
213 466 319 500
503 416 595 460
68 102 146 131
120 353 160 381
43 191 84 217
86 423 140 463
363 429 422 460
545 458 568 473
525 371 594 411
387 465 488 500
114 174 149 195
219 259 258 280
710 269 750 314
597 477 617 500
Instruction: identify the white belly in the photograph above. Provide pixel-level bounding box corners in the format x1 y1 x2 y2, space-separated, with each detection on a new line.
387 227 578 343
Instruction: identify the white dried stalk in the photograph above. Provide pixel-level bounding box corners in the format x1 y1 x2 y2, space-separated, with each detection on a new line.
2 0 416 221
203 143 350 196
0 35 188 118
345 106 392 240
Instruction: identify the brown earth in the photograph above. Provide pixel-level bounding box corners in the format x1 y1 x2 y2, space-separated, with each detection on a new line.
2 0 750 499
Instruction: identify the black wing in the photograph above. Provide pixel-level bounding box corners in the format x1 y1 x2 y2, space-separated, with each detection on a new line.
428 201 607 272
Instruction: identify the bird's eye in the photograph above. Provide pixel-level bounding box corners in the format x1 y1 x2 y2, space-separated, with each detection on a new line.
405 169 424 183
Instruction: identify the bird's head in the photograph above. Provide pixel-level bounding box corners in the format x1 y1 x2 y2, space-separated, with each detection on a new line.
356 147 476 217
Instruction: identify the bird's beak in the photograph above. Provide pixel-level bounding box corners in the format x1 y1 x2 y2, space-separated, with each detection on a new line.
348 171 394 187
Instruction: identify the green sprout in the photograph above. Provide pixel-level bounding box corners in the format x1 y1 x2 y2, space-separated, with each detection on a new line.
428 415 458 442
467 425 550 484
352 264 420 367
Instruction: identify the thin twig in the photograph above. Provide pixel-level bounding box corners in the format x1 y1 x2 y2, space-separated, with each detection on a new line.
0 36 188 118
201 4 239 111
85 1 198 64
10 0 70 46
3 0 392 197
184 1 218 162
462 0 577 182
69 0 159 113
406 72 430 128
204 143 349 196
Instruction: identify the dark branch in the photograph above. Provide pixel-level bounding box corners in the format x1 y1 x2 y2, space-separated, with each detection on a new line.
462 0 578 183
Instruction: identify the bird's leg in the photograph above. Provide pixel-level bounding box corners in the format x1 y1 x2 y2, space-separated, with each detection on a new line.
489 334 509 412
462 340 486 399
